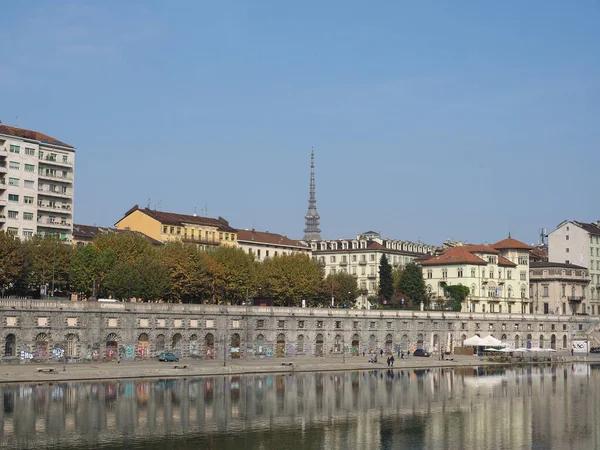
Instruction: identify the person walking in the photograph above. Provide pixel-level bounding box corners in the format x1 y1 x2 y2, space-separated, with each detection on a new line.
390 355 395 367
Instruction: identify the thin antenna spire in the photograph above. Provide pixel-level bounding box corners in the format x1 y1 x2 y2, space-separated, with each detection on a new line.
303 148 322 241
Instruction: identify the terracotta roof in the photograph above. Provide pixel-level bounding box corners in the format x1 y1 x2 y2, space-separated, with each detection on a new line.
573 221 600 236
0 124 73 148
530 261 587 270
120 205 237 232
459 244 500 254
73 223 162 246
491 237 533 250
237 229 310 249
530 246 548 262
497 255 517 267
420 247 487 266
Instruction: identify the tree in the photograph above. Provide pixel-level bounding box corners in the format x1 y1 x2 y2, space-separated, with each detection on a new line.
0 232 24 297
103 254 171 301
69 244 117 299
159 242 213 303
258 253 325 307
209 246 257 305
443 284 469 311
378 254 393 303
21 235 73 297
397 262 427 307
325 272 360 307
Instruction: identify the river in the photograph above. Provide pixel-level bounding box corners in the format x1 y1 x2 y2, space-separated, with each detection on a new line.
1 364 599 449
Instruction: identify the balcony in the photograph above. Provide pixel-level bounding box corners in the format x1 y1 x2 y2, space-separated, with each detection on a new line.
568 296 585 302
37 203 72 214
38 188 72 199
0 214 5 222
38 219 72 230
0 164 6 173
180 236 220 246
339 260 348 266
0 179 5 189
38 172 73 184
39 156 73 168
367 274 377 279
358 260 367 265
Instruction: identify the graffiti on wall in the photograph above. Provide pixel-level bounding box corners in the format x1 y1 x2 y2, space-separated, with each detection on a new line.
20 350 33 361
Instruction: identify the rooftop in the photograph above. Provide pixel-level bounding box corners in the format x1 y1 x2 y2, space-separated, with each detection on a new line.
530 261 587 270
0 124 73 149
237 229 310 249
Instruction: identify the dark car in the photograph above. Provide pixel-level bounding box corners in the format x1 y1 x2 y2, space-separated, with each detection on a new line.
590 347 600 354
158 352 179 362
413 349 430 357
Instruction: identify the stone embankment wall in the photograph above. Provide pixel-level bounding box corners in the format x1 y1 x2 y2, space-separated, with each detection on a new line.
0 299 597 362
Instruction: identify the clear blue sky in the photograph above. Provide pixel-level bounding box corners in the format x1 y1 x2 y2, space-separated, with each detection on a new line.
2 1 599 246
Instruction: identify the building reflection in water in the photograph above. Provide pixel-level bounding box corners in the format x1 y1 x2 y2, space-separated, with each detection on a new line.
0 364 599 449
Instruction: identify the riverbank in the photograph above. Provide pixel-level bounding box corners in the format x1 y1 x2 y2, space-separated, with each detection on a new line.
1 352 598 383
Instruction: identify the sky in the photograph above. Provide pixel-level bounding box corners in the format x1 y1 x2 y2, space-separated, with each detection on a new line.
1 1 599 246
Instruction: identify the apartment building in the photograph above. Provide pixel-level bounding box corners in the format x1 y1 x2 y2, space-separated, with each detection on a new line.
529 262 591 315
237 229 311 261
420 237 533 314
0 124 75 241
310 231 436 309
548 220 600 305
115 205 237 249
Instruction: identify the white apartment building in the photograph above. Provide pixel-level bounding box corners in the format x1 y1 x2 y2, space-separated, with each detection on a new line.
237 229 311 261
310 231 436 309
420 238 532 314
529 262 591 315
0 124 75 241
548 220 600 308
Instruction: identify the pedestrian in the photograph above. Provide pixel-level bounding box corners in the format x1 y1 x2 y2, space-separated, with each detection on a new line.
380 349 383 357
408 350 411 358
363 350 365 357
401 351 404 359
571 348 574 356
387 357 390 367
390 355 395 367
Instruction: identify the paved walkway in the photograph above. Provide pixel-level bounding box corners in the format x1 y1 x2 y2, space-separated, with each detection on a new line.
0 351 598 383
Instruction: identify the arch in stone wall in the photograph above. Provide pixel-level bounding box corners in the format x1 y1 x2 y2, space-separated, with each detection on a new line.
106 333 119 360
334 335 342 353
65 333 78 358
526 334 532 349
432 334 439 350
551 334 556 350
138 333 150 359
416 334 424 350
255 334 265 355
315 333 324 356
368 335 376 352
401 335 409 352
385 334 393 354
562 335 568 349
297 334 305 354
539 335 545 348
35 333 50 360
156 334 166 354
501 334 507 341
204 333 214 359
189 334 198 358
172 333 183 356
231 333 241 359
4 334 16 357
351 334 359 356
515 335 520 348
276 333 285 358
461 334 466 346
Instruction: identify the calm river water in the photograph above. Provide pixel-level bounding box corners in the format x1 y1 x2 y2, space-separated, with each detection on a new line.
1 364 599 450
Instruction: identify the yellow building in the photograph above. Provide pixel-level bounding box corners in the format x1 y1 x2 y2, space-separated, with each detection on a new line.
114 205 238 249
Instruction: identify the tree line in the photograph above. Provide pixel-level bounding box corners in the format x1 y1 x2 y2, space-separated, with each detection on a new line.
0 231 429 307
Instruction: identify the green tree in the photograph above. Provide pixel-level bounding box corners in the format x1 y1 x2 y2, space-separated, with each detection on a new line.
325 272 360 307
258 253 325 307
104 254 171 301
209 246 256 305
378 254 393 302
397 262 428 307
21 235 73 297
160 242 213 303
0 232 24 297
443 284 469 311
69 244 117 299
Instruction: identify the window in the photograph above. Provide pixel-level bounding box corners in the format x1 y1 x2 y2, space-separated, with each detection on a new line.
298 320 304 328
316 320 323 328
22 229 33 238
566 248 570 253
386 321 392 329
370 254 376 261
24 180 34 189
507 270 512 280
24 196 33 204
67 317 78 327
190 319 198 328
206 319 214 328
8 177 19 186
471 269 476 277
62 155 68 163
38 151 43 159
257 320 265 328
461 323 466 330
490 270 494 279
457 268 463 277
353 321 359 329
336 321 342 329
370 321 376 329
8 210 18 219
37 317 48 327
9 145 20 153
139 319 149 327
6 317 17 327
427 269 432 279
162 226 167 233
156 318 166 328
9 161 19 170
277 320 285 328
515 323 519 330
330 256 336 263
542 286 549 297
442 269 448 279
6 227 18 236
23 212 33 221
520 271 526 281
25 147 35 156
231 319 240 329
24 164 35 172
8 194 18 202
482 269 486 278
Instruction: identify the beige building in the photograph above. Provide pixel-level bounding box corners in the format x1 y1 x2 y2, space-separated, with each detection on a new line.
420 237 533 314
310 231 436 309
0 124 75 241
529 262 591 315
115 205 237 250
237 229 311 261
548 220 600 304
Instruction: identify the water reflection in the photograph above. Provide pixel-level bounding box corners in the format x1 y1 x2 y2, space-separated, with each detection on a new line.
1 364 599 449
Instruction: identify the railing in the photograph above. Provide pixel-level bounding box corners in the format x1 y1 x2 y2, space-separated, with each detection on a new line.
38 172 73 182
39 156 72 166
39 220 71 228
37 204 72 213
180 237 221 246
568 296 585 302
358 260 367 265
38 188 71 197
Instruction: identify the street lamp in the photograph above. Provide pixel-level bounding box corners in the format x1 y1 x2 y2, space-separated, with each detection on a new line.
51 239 56 300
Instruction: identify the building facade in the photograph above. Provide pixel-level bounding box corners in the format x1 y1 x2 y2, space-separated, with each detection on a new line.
1 300 597 364
0 124 75 241
237 229 311 261
310 231 436 309
529 262 591 315
420 238 533 314
548 220 600 306
115 205 237 250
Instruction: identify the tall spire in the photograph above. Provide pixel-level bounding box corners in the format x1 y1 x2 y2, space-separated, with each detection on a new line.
303 149 322 241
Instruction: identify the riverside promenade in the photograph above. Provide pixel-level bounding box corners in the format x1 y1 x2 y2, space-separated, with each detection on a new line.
1 352 597 384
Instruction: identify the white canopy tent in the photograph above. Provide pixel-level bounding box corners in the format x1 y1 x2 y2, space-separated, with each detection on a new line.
480 335 504 347
463 336 484 346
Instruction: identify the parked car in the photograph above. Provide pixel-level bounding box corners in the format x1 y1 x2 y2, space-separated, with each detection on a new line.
590 347 600 354
413 349 430 357
158 352 179 362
